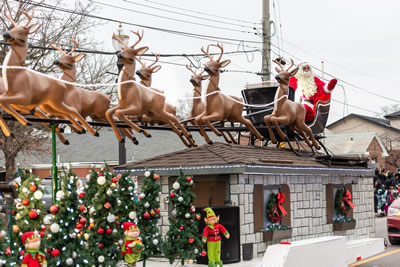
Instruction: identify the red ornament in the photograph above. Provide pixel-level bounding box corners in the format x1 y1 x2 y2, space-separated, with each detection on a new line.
41 225 46 231
116 174 122 179
143 212 150 219
99 243 104 248
116 221 121 226
19 250 25 256
28 210 38 219
79 205 87 213
179 226 184 230
11 210 15 216
51 249 60 257
98 173 103 176
186 177 192 182
79 218 87 225
5 247 10 256
155 208 160 214
78 192 85 199
188 238 194 244
106 228 112 234
104 202 111 209
49 205 59 214
170 192 175 198
111 177 117 183
39 231 44 237
201 251 207 257
22 199 29 206
153 174 160 180
76 224 83 230
29 184 37 191
97 228 104 234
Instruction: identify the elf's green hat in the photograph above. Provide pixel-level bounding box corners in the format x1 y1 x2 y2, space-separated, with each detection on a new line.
203 207 216 219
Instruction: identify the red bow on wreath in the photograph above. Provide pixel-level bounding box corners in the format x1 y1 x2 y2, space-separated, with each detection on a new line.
276 192 288 216
343 190 356 209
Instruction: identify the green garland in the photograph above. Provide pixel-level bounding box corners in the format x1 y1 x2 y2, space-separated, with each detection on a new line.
334 188 353 218
266 193 281 223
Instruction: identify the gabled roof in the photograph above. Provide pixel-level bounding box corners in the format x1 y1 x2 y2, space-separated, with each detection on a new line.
324 132 389 157
326 113 400 133
384 111 400 119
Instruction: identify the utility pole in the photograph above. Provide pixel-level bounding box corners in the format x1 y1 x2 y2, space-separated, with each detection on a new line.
261 0 271 81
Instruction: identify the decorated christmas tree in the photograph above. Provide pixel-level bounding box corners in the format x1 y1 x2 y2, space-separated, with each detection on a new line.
0 217 8 265
45 170 90 266
85 168 121 266
163 171 203 265
114 172 137 233
135 170 163 266
8 169 46 265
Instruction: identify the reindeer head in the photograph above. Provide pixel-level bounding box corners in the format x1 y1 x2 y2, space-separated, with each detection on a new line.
135 52 161 86
2 9 40 47
201 43 230 76
273 58 299 86
186 65 208 87
112 30 148 66
50 39 86 71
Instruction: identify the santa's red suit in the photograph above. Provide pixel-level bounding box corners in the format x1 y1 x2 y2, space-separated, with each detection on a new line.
289 65 337 123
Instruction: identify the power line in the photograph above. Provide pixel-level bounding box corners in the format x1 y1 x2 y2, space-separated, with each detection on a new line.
92 0 258 35
118 0 260 30
136 0 261 25
331 99 382 115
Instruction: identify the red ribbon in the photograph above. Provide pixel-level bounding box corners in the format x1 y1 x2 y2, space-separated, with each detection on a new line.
343 190 356 209
276 192 288 216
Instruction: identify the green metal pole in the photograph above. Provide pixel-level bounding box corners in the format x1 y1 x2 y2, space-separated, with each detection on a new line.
51 124 58 203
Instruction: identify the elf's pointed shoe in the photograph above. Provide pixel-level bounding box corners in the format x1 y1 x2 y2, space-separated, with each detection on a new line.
208 261 216 267
217 260 223 267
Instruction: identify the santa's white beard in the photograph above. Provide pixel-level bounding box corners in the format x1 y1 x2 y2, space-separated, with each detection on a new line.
296 71 317 98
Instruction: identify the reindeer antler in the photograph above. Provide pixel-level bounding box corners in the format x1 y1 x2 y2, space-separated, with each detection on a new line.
130 30 144 48
210 43 224 62
201 45 213 60
50 40 66 54
19 9 34 28
112 33 128 49
273 59 284 71
148 52 159 68
186 64 196 75
68 38 79 55
286 59 294 72
4 9 18 28
136 55 145 67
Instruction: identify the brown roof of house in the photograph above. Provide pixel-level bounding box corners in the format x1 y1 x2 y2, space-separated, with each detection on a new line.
118 142 325 168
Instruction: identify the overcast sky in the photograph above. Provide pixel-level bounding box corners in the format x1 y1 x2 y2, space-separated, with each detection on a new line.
71 0 399 125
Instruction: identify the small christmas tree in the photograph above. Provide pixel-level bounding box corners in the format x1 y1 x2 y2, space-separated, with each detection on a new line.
114 172 137 234
85 168 121 266
135 170 163 267
163 171 203 265
8 169 46 265
45 170 90 266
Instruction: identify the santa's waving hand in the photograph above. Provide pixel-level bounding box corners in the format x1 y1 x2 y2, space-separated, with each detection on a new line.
289 63 337 123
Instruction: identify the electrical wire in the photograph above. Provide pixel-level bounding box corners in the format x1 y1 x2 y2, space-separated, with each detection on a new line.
118 0 261 30
137 0 261 25
92 0 258 34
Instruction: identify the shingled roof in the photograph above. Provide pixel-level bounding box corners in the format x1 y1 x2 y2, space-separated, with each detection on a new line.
327 113 400 133
115 142 372 176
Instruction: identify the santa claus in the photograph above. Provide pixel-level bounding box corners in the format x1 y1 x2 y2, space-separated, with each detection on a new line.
289 63 337 123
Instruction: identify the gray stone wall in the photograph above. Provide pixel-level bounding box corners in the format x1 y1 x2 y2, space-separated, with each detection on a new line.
232 173 375 259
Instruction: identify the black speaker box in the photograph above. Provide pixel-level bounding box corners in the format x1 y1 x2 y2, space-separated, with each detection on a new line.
195 206 240 264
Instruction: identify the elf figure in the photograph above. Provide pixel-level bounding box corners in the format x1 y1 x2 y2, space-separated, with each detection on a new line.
202 207 230 267
21 232 47 267
121 222 144 267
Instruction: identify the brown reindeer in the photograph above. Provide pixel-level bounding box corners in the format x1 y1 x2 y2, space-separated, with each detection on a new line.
263 59 320 149
135 54 177 124
106 30 196 147
194 43 264 144
1 9 98 137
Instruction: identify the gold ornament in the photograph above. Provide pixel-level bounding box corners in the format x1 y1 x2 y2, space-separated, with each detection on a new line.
110 183 117 189
77 234 81 239
150 210 156 216
195 214 201 221
89 222 95 228
84 233 90 240
12 225 19 233
16 213 21 220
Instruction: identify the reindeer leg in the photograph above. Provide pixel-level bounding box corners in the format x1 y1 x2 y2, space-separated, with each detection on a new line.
0 115 11 137
270 116 291 140
264 115 277 144
106 106 124 142
0 95 31 126
194 114 212 144
293 126 312 147
236 116 264 141
166 121 191 147
120 128 139 145
114 108 151 137
297 123 320 150
200 113 224 137
55 104 98 137
32 108 70 145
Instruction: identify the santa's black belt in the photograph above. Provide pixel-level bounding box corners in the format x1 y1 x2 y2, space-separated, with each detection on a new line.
208 234 221 237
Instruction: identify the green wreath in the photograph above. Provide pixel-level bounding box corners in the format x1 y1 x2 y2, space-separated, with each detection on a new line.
334 188 352 217
266 193 282 223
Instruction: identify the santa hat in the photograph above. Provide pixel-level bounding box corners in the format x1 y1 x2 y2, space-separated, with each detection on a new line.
21 232 40 245
203 207 216 219
123 222 138 232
